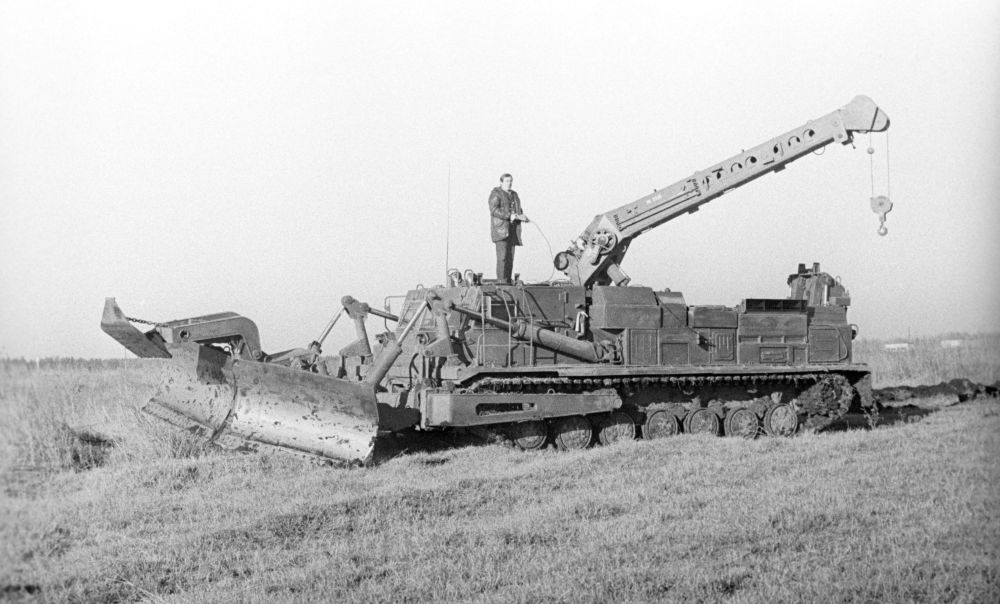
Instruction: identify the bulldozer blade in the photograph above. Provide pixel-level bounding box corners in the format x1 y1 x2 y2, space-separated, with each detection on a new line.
141 343 240 438
141 342 380 464
226 359 379 464
101 298 171 358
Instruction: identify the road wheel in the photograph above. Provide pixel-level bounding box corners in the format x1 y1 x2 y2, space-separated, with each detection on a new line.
684 408 720 435
764 403 798 436
508 420 547 451
643 410 679 440
597 412 636 446
724 408 760 439
552 416 594 450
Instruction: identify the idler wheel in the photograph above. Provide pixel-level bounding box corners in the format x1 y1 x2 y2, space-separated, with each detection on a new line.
552 415 594 450
643 410 679 439
764 403 798 437
508 420 547 451
684 408 720 436
597 412 636 446
724 408 759 439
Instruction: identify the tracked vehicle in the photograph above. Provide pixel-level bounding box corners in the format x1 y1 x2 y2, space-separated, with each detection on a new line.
103 95 891 464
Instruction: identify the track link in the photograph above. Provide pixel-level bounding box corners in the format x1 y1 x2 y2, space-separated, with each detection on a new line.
468 371 859 442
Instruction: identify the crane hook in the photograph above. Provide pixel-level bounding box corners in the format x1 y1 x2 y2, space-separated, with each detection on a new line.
870 195 892 236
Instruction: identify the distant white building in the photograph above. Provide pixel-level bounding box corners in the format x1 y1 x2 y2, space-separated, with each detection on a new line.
940 339 963 348
884 343 909 352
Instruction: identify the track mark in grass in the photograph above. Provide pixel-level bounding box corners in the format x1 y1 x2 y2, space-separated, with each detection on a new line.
46 424 117 471
387 480 523 520
17 524 74 564
265 583 303 596
769 510 834 532
2 467 50 499
1 584 42 596
135 462 214 492
201 501 363 552
749 540 780 556
171 465 201 490
265 508 354 542
498 528 558 547
708 567 752 596
197 484 525 557
64 558 190 602
414 456 449 466
571 500 627 520
344 555 391 589
443 526 560 550
40 525 72 558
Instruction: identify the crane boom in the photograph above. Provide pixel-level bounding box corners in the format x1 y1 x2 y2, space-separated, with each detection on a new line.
553 95 890 287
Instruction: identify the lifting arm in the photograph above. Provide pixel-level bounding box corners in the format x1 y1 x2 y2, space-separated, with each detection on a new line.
553 95 890 287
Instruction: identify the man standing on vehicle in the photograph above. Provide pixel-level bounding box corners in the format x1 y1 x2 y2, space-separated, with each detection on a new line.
488 173 529 284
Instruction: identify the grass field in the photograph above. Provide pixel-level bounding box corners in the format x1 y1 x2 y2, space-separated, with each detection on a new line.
1 336 998 602
853 333 1000 388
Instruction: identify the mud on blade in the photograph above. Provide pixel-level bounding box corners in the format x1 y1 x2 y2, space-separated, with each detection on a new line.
225 357 380 463
141 343 378 464
101 299 380 463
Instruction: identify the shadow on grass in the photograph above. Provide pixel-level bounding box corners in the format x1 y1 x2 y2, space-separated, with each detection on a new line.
372 428 500 465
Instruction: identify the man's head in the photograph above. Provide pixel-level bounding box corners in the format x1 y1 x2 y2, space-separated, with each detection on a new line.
500 173 513 191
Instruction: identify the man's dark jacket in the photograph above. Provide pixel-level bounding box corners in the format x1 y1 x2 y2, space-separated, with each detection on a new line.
488 187 523 245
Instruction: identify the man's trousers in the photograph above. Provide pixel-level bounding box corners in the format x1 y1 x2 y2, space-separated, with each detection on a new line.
495 239 516 283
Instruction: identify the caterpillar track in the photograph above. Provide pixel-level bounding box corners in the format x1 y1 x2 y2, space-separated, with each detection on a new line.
462 372 864 450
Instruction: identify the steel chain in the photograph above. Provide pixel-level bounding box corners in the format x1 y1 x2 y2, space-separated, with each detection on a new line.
126 315 166 328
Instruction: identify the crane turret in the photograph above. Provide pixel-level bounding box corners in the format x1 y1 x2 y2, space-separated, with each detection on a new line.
553 95 890 287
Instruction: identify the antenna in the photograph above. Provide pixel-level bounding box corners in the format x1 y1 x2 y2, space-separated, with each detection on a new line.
444 163 451 281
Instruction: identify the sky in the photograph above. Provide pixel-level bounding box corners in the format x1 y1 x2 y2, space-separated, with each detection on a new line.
1 1 998 358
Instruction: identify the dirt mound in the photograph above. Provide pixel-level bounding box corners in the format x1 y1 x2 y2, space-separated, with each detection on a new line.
873 379 999 405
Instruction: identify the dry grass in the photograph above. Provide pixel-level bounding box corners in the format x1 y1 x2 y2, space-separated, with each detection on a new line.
1 339 998 603
854 333 1000 387
0 360 207 475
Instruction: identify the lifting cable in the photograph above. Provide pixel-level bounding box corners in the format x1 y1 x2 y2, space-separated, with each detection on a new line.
868 132 876 199
527 220 557 282
867 131 893 236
